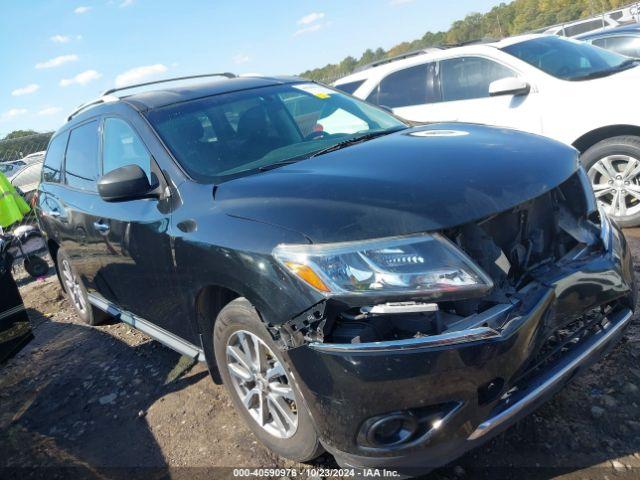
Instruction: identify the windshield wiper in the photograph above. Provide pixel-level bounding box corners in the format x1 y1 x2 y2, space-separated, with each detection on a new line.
256 128 404 173
308 129 402 158
258 159 300 171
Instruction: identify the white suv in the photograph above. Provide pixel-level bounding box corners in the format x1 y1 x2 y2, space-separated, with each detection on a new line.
334 35 640 226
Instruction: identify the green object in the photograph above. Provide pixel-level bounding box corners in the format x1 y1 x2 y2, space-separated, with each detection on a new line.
0 172 30 228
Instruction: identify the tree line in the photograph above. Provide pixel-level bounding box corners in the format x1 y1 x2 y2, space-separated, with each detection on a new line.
0 130 53 163
300 0 633 82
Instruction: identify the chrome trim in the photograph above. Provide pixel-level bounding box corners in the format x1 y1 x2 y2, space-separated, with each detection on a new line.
443 303 513 333
309 326 500 353
362 302 438 315
468 308 633 441
88 293 205 361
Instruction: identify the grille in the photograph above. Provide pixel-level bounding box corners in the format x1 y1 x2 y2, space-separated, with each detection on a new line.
512 305 612 389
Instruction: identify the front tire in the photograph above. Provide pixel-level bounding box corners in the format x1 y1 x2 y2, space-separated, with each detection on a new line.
213 298 323 462
56 249 108 326
582 135 640 227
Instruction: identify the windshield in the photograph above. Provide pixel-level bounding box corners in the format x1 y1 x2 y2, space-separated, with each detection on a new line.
502 35 636 81
146 83 406 182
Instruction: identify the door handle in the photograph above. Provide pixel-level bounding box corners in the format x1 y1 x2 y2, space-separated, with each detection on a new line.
93 221 110 234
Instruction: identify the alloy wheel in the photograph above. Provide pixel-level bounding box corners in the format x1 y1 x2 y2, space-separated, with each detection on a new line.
61 259 88 316
588 154 640 218
225 330 298 438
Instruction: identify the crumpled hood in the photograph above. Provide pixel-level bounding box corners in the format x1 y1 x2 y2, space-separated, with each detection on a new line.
216 123 579 243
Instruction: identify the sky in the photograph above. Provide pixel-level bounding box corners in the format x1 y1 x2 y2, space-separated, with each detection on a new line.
0 0 500 136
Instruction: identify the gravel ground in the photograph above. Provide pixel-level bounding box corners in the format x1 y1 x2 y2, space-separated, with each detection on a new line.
1 232 640 479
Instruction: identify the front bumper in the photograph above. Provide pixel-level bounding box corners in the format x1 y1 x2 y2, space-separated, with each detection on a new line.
286 224 635 475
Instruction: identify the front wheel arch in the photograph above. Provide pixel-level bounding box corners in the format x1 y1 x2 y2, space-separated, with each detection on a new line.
573 125 640 154
194 285 241 384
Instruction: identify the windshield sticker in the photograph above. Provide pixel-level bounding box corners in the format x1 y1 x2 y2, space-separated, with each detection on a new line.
293 83 333 99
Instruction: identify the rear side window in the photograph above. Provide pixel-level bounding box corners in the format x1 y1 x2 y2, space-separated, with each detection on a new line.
334 80 365 95
367 63 439 108
440 57 515 102
564 19 607 37
102 118 152 182
42 132 68 183
65 121 99 191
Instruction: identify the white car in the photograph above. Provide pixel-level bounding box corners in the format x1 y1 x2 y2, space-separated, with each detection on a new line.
334 34 640 226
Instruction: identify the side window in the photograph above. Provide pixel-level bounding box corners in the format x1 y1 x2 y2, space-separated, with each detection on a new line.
367 63 439 108
65 121 99 191
102 118 152 182
603 36 640 58
592 38 608 48
42 132 68 183
440 57 515 102
564 20 607 37
334 80 365 95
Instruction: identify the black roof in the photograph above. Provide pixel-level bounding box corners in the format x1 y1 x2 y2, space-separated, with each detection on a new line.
121 75 305 110
576 23 640 39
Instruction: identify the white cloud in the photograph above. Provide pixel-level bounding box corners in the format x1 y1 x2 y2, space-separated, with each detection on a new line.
1 109 28 120
298 12 325 25
74 5 91 14
77 34 83 40
38 107 63 116
51 34 71 43
35 54 79 69
115 64 168 87
120 0 134 6
11 84 40 96
233 53 251 65
390 0 414 5
60 70 102 87
295 23 324 36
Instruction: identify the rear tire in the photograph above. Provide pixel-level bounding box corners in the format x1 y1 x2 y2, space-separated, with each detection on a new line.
213 298 324 462
56 249 108 326
582 135 640 227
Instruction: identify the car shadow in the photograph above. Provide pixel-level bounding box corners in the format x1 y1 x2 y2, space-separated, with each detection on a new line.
0 305 207 478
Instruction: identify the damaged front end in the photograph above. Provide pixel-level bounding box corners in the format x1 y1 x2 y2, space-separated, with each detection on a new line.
270 168 635 471
276 168 620 349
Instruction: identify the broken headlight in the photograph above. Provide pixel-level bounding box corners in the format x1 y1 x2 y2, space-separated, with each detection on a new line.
273 233 493 298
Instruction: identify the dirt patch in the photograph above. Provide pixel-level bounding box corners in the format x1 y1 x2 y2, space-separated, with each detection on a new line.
1 232 640 479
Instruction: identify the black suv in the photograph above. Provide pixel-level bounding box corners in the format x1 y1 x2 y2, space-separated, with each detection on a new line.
37 74 635 475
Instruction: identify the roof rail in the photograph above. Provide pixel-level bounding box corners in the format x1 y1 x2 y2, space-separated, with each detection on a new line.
101 72 236 96
441 37 499 48
66 72 237 122
354 48 442 72
67 95 120 121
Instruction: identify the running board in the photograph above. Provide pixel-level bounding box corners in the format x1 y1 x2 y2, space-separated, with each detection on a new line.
88 293 205 362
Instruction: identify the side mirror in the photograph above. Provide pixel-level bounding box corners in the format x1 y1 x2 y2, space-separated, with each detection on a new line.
98 165 155 202
489 77 531 97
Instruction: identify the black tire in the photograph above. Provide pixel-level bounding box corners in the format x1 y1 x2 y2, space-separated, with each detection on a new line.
213 298 324 462
581 135 640 227
56 249 109 326
23 255 49 278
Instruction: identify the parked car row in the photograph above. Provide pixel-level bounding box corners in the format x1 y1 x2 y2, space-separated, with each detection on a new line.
0 152 45 206
34 70 635 476
334 33 640 226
